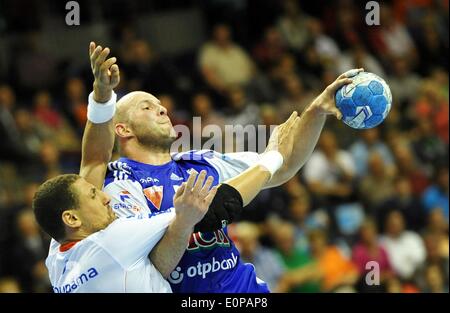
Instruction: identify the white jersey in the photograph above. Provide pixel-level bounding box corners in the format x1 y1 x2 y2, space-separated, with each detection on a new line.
45 209 175 293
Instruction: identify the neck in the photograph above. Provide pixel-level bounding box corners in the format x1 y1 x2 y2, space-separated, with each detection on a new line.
122 140 171 165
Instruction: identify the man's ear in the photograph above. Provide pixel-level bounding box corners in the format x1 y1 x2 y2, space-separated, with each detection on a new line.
62 210 82 229
115 123 133 139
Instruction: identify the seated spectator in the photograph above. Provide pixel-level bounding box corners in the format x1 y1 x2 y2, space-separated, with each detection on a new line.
199 24 256 94
387 56 421 107
277 228 358 292
303 130 356 205
393 144 430 195
271 221 321 293
32 90 79 154
422 165 449 219
376 176 426 232
411 118 448 173
380 211 426 281
253 27 287 71
0 84 29 163
233 222 284 291
349 128 395 178
418 231 449 288
368 4 418 66
414 80 449 144
276 0 313 53
420 264 448 293
337 44 385 78
14 108 49 158
277 74 315 120
359 152 396 210
424 209 449 259
11 209 51 292
352 218 394 292
64 77 88 132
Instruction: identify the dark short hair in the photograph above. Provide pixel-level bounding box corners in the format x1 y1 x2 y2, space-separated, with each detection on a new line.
32 174 81 242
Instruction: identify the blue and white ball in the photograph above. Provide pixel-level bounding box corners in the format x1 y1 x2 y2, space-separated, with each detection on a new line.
335 72 392 129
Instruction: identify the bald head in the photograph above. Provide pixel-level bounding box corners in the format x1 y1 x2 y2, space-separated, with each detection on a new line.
114 91 176 151
115 91 160 124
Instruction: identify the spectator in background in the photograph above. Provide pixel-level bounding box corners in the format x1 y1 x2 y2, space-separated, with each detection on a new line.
352 218 393 292
14 108 49 158
368 4 418 67
158 94 189 127
393 144 430 195
308 19 341 66
272 221 321 293
350 128 395 178
422 165 449 219
277 74 315 120
191 92 225 128
32 90 79 154
64 77 87 132
277 228 358 292
199 24 256 95
337 44 385 78
425 209 449 259
276 0 312 53
11 209 51 292
233 222 284 291
388 56 421 107
0 84 29 163
381 210 426 281
411 118 448 174
421 264 448 293
358 152 396 211
253 27 287 71
223 86 261 152
417 231 449 292
414 80 449 144
376 176 426 232
303 130 356 205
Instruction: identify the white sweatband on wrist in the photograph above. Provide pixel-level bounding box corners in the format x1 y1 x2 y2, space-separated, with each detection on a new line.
87 91 117 124
257 151 284 177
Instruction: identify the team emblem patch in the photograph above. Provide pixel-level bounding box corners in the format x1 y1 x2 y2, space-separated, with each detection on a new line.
143 186 164 210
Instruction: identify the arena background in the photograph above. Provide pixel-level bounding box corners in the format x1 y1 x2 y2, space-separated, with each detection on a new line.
0 0 448 293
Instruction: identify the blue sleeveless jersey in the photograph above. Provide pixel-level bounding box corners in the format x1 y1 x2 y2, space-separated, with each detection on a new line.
103 150 269 293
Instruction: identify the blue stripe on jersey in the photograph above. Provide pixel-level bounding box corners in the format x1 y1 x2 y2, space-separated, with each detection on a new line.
104 151 269 293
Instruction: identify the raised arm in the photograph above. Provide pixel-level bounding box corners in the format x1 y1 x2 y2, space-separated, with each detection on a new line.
266 68 363 188
79 42 120 189
150 112 299 278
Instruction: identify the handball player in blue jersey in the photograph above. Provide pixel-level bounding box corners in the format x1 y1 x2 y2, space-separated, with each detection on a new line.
87 42 362 293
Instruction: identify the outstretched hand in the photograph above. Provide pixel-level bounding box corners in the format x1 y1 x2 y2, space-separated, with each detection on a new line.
89 42 120 103
308 68 364 120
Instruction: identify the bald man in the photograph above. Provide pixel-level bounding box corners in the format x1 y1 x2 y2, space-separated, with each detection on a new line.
86 42 361 292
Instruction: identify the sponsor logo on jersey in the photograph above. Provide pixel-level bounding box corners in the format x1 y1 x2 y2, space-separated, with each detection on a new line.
53 267 99 293
143 185 164 210
119 190 130 202
139 177 160 184
168 252 238 284
187 229 231 251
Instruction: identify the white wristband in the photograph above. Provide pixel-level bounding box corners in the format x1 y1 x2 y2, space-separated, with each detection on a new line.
257 151 284 177
87 91 117 124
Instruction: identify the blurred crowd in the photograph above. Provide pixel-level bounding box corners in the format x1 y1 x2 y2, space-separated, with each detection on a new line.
0 0 448 293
